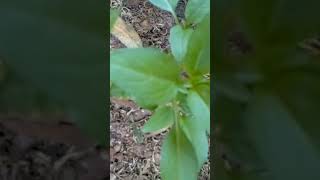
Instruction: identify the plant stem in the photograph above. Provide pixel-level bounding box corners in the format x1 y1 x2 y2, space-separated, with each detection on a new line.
172 100 180 124
172 12 181 27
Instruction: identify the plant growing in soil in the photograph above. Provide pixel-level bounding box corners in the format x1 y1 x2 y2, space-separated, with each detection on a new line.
110 0 210 179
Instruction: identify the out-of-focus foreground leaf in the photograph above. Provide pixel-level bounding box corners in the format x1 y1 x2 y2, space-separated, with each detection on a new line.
213 1 320 179
239 0 320 45
244 93 320 180
214 89 320 180
0 1 107 145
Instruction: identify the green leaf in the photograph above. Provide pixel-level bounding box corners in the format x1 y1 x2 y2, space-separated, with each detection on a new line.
0 75 63 113
110 82 127 98
185 15 210 75
110 9 119 31
0 1 107 144
185 0 210 24
212 0 237 69
180 116 208 169
215 76 251 103
213 95 263 180
142 105 175 133
194 83 210 106
214 89 320 179
273 72 320 150
0 60 7 84
239 0 320 45
149 0 179 15
169 25 193 63
187 90 210 134
242 93 320 179
213 151 237 180
0 1 106 35
161 124 198 180
110 48 180 108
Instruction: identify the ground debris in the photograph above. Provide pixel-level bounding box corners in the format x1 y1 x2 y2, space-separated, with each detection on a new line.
110 0 174 51
110 98 210 180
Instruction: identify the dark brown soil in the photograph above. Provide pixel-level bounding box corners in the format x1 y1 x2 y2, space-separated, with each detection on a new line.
0 116 107 180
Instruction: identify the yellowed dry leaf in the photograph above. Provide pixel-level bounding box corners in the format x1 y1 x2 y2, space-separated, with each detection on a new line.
111 17 143 48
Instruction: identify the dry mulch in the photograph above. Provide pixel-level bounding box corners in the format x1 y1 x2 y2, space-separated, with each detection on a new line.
110 98 161 180
110 0 174 50
110 98 210 180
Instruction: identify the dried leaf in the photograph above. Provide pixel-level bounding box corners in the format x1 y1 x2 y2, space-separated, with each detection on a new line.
111 17 143 48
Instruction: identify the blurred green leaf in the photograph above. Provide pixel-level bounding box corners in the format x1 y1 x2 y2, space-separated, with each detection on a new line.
169 25 193 63
214 1 320 180
212 0 237 63
110 48 180 108
243 93 320 179
0 1 106 35
273 72 320 150
215 76 251 103
0 60 7 83
185 0 210 24
0 75 63 113
0 1 107 144
214 91 320 179
142 105 174 133
213 95 267 180
239 0 320 45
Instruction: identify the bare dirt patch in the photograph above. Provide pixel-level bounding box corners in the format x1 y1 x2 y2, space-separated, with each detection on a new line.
0 116 108 180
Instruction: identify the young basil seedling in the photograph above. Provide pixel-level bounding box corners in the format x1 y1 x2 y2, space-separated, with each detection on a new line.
110 0 210 179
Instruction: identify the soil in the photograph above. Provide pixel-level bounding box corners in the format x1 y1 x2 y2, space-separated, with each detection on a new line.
110 98 210 180
110 0 175 51
0 115 108 180
110 1 210 179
